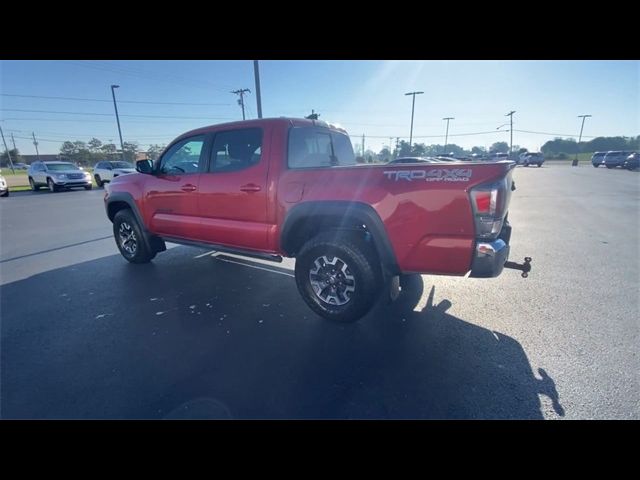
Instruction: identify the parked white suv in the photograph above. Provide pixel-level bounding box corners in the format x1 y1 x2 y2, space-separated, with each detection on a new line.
93 161 136 187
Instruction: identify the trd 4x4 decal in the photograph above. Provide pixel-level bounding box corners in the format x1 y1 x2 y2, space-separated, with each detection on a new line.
383 169 473 182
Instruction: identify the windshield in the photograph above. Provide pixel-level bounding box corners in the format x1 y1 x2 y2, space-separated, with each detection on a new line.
46 163 79 171
110 161 134 169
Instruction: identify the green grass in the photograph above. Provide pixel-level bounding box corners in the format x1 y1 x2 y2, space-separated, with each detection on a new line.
544 153 594 162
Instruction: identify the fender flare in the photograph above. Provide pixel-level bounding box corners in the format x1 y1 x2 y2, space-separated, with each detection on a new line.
106 192 164 253
280 201 399 275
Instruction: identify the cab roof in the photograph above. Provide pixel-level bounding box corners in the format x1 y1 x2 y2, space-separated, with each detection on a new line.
175 117 349 142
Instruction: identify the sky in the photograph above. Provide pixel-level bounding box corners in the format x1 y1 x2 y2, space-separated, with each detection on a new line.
0 60 638 156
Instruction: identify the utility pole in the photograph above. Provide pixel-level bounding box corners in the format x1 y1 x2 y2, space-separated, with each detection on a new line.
505 110 516 157
231 88 251 120
362 134 365 161
396 137 400 158
0 125 15 173
110 85 126 162
253 61 263 119
443 117 454 153
32 132 41 161
573 114 592 166
405 91 424 150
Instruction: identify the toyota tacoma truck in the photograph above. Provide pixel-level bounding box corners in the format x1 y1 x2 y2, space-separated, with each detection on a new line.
104 118 531 322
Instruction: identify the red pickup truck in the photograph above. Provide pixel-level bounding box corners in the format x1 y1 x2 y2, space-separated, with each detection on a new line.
104 117 530 322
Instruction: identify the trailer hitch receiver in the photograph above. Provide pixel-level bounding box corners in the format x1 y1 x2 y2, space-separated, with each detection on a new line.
504 257 532 278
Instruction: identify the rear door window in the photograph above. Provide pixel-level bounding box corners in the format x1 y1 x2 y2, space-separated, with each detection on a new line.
288 128 356 169
209 128 263 173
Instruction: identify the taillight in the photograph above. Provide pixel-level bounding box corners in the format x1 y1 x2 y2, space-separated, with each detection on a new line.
470 177 510 239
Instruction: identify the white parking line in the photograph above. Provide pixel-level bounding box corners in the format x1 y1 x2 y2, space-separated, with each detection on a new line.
194 249 217 258
214 256 295 277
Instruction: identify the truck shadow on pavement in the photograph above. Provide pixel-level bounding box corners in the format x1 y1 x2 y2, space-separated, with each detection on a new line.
0 247 564 419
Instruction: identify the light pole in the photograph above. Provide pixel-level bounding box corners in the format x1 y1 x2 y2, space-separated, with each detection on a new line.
110 85 125 162
573 114 592 166
253 61 263 119
443 117 454 153
405 91 424 151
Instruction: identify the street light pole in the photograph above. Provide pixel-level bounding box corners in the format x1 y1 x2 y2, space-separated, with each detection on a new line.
405 91 424 150
253 61 263 119
443 117 454 153
573 114 592 166
110 85 125 162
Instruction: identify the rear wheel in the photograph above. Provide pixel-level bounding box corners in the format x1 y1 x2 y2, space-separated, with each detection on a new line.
94 175 103 187
593 164 599 168
113 209 155 264
295 231 382 323
606 164 614 169
537 163 542 167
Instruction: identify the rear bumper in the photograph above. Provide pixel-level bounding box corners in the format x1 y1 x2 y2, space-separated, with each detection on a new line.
469 238 510 278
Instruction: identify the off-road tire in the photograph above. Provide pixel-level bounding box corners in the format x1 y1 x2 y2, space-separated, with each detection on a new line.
113 209 155 264
295 231 382 323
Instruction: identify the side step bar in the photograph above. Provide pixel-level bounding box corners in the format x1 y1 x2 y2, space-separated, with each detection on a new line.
161 236 283 263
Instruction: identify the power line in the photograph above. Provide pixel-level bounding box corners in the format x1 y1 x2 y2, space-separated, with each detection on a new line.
1 108 234 120
513 128 597 139
1 117 218 124
0 93 231 106
60 61 234 95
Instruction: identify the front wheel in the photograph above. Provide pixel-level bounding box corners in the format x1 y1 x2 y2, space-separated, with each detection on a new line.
84 185 93 190
113 209 155 264
295 231 382 323
29 177 40 191
47 178 58 192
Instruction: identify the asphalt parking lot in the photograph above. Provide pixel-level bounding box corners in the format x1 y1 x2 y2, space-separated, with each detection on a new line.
1 164 638 419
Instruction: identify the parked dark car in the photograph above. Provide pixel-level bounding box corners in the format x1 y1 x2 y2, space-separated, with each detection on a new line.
591 152 606 167
622 152 639 171
603 151 633 169
520 152 544 167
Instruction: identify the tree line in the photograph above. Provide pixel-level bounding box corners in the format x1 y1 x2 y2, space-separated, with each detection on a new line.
540 136 639 158
58 138 166 166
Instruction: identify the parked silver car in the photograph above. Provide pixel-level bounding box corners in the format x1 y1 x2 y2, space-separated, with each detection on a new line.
93 161 136 187
28 161 92 192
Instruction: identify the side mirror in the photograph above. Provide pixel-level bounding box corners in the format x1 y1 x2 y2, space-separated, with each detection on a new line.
136 159 154 174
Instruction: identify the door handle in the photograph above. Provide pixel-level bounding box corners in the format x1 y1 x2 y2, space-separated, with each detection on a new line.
240 183 261 193
181 184 197 192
